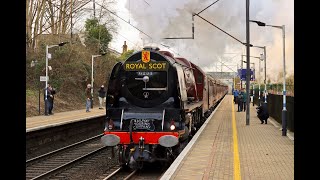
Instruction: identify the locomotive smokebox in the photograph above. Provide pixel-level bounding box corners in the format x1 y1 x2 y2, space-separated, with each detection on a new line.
158 135 179 147
101 134 120 146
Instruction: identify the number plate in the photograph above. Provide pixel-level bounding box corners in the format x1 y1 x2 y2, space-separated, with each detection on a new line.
132 119 155 131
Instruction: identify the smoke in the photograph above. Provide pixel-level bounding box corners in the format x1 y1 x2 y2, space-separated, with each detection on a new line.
120 0 293 82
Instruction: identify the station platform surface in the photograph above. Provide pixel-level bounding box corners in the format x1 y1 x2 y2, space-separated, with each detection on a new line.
161 95 294 180
26 108 105 132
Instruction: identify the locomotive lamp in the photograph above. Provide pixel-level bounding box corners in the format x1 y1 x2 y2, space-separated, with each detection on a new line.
250 20 287 136
170 124 176 131
44 42 68 115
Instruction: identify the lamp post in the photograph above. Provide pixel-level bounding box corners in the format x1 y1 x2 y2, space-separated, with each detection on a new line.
252 83 255 106
31 60 40 115
250 20 287 136
91 53 106 108
245 0 250 126
242 55 261 105
258 54 262 106
240 55 258 88
252 45 267 104
242 61 255 70
241 54 243 89
45 42 68 115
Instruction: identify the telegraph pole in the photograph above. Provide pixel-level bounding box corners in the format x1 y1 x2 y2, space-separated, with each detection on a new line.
93 0 96 18
245 0 250 125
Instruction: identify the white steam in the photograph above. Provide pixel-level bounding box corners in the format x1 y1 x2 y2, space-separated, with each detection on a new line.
119 0 293 82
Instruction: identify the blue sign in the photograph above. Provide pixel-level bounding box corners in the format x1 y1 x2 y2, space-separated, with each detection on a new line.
237 69 255 81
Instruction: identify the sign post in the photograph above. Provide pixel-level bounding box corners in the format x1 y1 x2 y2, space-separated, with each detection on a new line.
40 76 48 115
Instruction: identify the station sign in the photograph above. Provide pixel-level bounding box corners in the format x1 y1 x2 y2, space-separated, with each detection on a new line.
40 76 48 81
237 69 255 81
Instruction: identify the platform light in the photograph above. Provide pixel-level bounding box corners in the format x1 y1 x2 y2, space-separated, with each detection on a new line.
91 52 106 108
44 42 69 115
250 20 287 136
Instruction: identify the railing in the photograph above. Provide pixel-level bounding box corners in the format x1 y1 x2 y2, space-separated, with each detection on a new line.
251 83 294 97
252 92 294 132
267 84 294 96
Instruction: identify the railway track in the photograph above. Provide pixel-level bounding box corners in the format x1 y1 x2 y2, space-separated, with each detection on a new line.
26 134 108 179
98 167 137 180
98 162 167 180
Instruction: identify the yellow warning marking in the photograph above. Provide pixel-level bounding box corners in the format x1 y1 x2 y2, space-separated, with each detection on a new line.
232 100 241 180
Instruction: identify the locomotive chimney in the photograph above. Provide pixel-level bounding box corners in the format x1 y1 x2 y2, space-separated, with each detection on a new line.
122 41 127 54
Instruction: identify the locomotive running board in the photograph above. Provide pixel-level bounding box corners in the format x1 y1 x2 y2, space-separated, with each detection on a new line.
143 87 167 91
184 101 203 112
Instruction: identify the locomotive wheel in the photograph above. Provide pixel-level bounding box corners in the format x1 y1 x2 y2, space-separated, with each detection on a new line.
118 145 128 166
164 148 175 167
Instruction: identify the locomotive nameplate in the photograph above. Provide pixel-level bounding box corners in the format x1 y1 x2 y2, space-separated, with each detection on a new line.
124 61 168 71
132 119 155 131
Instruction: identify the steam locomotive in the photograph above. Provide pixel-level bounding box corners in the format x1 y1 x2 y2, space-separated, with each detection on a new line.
101 46 228 169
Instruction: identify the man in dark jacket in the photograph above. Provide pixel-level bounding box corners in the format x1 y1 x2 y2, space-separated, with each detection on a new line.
44 83 54 116
233 89 239 104
237 90 243 112
98 85 106 109
85 84 92 112
242 89 247 112
49 85 56 115
256 102 269 124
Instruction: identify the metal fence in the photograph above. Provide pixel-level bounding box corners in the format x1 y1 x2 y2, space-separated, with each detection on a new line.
252 84 294 97
252 92 294 132
268 84 294 97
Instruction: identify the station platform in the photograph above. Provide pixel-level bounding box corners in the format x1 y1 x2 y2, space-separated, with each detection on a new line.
161 95 294 180
26 108 105 132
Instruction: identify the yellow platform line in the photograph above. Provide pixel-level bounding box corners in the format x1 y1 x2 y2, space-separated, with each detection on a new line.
232 101 241 180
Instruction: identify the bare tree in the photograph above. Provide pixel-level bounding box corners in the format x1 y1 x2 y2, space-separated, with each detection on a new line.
27 0 91 49
26 0 118 51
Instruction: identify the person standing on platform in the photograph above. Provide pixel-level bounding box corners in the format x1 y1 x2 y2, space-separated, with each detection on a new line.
98 85 106 109
242 88 247 112
237 90 243 112
44 83 53 116
85 84 92 112
233 89 239 104
49 84 56 115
